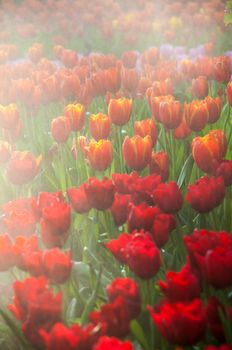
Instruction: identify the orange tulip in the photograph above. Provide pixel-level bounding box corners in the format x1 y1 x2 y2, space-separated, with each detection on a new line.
60 73 80 99
173 118 192 139
149 151 169 181
123 135 152 171
90 113 111 141
142 47 159 66
28 43 43 64
104 65 121 93
64 103 85 132
6 151 42 185
184 100 208 132
150 95 174 122
51 116 71 143
60 49 78 68
213 56 231 83
192 76 208 99
108 98 132 126
0 104 20 130
149 78 173 98
205 96 221 124
159 99 183 129
227 81 232 107
87 139 112 171
0 141 12 163
192 130 227 173
121 67 139 94
122 51 138 68
134 118 158 146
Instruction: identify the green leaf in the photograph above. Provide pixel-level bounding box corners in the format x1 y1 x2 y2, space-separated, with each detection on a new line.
66 298 78 323
225 1 232 25
130 320 150 350
177 153 193 188
0 309 32 350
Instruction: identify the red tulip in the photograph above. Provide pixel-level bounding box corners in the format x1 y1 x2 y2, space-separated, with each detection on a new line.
153 181 183 213
149 299 206 346
84 177 115 211
186 176 225 213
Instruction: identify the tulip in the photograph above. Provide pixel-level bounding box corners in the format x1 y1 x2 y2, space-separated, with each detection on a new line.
149 151 169 181
67 185 91 214
192 130 227 173
110 194 131 227
227 81 232 106
124 232 161 279
123 135 152 171
121 67 139 94
106 277 141 319
185 100 208 132
0 141 12 163
159 264 201 302
192 76 208 99
205 96 221 124
173 117 192 139
134 118 157 145
64 103 85 132
84 177 115 211
51 116 71 143
28 43 43 64
9 276 62 348
6 151 42 185
87 139 112 171
150 95 173 122
186 176 225 213
215 160 232 186
122 51 138 68
149 78 173 97
108 98 132 126
104 65 121 93
89 113 111 141
153 181 183 213
0 234 16 271
149 299 206 346
42 249 72 284
213 56 231 83
159 99 183 129
94 337 134 350
0 104 20 130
